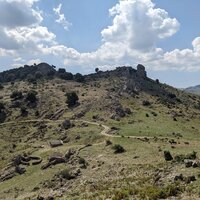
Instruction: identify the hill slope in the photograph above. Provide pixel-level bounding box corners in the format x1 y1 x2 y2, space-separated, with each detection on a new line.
185 85 200 95
1 64 200 199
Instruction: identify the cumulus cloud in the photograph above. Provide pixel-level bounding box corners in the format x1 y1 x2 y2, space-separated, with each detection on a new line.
0 0 42 28
0 0 56 57
101 0 179 52
61 0 180 70
1 0 200 73
53 3 71 30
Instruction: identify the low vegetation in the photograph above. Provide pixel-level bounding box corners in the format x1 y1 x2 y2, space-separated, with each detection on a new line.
0 64 200 199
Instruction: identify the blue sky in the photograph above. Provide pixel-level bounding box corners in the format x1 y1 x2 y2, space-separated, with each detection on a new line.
0 0 200 88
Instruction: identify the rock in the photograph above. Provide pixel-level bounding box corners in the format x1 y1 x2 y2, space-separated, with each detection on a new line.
15 166 26 174
49 140 63 148
136 64 147 78
0 168 16 182
65 149 75 160
164 151 173 161
192 160 200 168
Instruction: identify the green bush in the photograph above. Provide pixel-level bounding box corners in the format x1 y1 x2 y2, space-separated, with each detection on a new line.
0 102 5 110
0 84 4 90
138 183 183 200
112 144 125 154
174 151 197 163
65 91 79 107
26 90 37 103
58 169 75 180
10 91 23 100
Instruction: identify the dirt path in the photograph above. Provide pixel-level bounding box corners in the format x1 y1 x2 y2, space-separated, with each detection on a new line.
0 119 167 140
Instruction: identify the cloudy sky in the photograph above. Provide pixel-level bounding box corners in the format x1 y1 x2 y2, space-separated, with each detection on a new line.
0 0 200 88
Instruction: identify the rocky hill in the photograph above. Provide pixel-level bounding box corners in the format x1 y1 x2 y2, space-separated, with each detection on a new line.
1 63 200 200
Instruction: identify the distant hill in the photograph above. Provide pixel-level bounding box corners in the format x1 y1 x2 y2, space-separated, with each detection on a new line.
185 85 200 95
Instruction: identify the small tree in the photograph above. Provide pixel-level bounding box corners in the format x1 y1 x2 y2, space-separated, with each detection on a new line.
65 91 79 107
95 68 99 73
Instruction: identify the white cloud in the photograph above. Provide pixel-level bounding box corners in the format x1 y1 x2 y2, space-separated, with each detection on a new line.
1 0 200 73
53 3 71 30
61 0 181 70
0 0 42 28
101 0 179 52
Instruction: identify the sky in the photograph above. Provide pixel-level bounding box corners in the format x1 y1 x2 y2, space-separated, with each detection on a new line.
0 0 200 88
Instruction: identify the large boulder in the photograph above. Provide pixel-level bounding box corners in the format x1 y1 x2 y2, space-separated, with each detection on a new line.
49 140 63 148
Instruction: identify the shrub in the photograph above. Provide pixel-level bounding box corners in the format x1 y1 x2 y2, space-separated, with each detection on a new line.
59 72 73 80
65 91 79 107
20 107 28 117
0 84 4 90
164 151 173 161
142 100 151 106
26 91 37 103
168 93 176 99
112 144 125 154
174 151 197 163
35 71 43 79
58 68 66 73
0 111 6 123
0 102 5 111
106 140 112 146
27 74 36 84
74 73 85 83
10 91 23 100
139 183 183 200
58 169 75 180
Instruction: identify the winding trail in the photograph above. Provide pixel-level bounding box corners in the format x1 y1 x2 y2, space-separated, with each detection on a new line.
0 119 168 140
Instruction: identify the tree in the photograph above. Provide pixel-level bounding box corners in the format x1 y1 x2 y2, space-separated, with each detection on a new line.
65 91 79 107
95 68 99 73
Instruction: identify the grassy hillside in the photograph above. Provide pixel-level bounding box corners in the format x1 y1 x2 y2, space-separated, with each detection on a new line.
1 65 200 199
